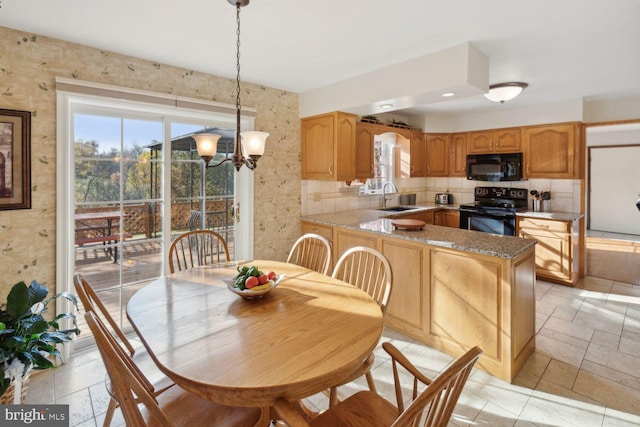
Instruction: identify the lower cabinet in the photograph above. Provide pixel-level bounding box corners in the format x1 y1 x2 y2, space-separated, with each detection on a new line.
329 224 535 382
395 210 434 224
434 210 459 228
300 221 335 270
517 217 578 286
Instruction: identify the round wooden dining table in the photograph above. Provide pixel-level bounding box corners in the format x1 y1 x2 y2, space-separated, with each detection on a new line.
126 260 384 408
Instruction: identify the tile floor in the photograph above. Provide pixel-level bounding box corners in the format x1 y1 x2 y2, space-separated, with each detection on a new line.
25 276 640 427
586 229 640 242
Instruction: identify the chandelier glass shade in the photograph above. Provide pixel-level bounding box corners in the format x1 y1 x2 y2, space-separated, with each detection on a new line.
194 0 269 171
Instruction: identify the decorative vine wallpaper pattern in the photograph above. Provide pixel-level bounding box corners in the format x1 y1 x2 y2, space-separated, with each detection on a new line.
0 26 301 297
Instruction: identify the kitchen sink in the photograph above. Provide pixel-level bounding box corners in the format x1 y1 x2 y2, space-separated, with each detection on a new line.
376 206 419 212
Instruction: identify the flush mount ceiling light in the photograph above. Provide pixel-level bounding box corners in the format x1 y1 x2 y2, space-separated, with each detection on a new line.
380 103 394 109
442 92 455 97
484 82 529 104
193 0 269 171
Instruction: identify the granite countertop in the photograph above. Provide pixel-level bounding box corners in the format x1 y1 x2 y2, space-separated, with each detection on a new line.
302 207 536 259
516 211 584 221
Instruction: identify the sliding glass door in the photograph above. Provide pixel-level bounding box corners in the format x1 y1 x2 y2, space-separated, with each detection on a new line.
59 94 249 348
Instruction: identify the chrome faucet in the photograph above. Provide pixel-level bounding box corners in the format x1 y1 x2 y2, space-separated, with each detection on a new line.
381 182 397 208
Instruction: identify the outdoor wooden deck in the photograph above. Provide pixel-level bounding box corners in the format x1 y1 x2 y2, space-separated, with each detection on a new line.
73 230 235 345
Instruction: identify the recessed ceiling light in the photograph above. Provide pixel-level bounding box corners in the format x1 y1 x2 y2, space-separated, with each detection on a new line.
380 104 393 109
442 92 455 97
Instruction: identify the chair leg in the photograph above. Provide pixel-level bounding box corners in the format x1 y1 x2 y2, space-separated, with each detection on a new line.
329 386 339 407
365 371 377 393
102 399 117 427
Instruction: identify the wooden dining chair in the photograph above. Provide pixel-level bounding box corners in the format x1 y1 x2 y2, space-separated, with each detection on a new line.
85 311 265 427
328 246 393 405
275 343 482 427
168 229 230 274
73 273 174 427
287 233 332 275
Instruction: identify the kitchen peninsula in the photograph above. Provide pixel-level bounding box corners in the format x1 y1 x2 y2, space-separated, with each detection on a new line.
301 207 537 382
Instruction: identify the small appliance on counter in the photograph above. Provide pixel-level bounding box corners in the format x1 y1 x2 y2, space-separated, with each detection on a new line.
435 193 452 205
399 193 417 205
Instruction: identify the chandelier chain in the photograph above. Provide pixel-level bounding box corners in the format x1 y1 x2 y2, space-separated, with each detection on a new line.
235 4 241 120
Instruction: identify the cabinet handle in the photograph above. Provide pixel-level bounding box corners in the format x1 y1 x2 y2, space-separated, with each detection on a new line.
489 141 493 150
329 163 333 175
496 141 500 148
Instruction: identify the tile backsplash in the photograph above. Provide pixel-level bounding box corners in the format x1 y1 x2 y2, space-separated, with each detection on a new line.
301 177 582 215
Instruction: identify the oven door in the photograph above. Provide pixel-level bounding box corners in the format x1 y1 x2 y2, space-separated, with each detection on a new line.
459 208 516 236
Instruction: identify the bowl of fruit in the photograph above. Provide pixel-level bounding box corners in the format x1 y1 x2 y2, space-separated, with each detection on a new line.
226 265 284 300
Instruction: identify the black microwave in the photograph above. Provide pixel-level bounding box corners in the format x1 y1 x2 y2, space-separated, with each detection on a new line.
466 152 522 181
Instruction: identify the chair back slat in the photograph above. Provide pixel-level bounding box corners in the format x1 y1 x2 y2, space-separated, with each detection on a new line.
287 233 332 275
168 229 230 273
73 273 136 356
85 311 173 427
385 343 482 427
332 246 392 314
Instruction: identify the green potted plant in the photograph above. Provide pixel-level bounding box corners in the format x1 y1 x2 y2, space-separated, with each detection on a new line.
0 280 80 404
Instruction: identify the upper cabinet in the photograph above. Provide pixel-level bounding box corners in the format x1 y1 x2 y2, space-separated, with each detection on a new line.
468 128 521 154
301 112 357 182
425 134 450 177
355 122 376 181
450 132 468 177
396 131 426 178
523 123 581 179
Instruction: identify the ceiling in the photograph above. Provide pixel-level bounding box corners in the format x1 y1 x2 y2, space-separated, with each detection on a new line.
1 0 640 116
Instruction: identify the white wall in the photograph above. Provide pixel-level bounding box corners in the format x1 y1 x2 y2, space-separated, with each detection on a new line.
423 98 584 132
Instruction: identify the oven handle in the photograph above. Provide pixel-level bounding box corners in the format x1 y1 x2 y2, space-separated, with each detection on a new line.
460 209 515 219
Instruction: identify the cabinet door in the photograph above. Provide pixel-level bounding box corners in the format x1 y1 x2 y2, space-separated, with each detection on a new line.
425 134 450 176
355 123 375 181
524 124 577 178
399 210 434 225
494 128 521 152
396 132 425 178
334 228 378 261
517 218 572 282
301 112 356 182
301 114 335 180
335 113 357 182
382 239 425 336
435 210 460 228
467 131 493 153
450 133 467 177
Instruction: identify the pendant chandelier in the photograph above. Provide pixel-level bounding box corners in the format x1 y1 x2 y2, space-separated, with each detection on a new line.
193 0 269 171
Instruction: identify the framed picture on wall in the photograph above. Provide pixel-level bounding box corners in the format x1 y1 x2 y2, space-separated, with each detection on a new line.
0 109 31 210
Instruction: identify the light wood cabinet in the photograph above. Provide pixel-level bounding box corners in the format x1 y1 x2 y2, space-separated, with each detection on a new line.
434 210 460 228
355 122 375 181
523 123 580 179
301 221 333 244
468 128 521 154
301 221 334 270
517 217 578 285
450 133 468 177
308 221 536 382
301 112 356 182
382 238 426 337
425 134 450 177
396 210 434 225
395 131 426 178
